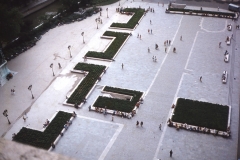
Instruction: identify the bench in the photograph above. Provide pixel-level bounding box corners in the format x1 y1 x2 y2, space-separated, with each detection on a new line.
226 36 231 45
227 24 232 31
222 71 227 84
224 54 229 62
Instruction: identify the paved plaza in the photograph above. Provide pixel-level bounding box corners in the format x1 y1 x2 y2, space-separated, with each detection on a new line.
1 0 240 160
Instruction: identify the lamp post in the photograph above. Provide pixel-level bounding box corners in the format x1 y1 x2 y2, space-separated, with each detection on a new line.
3 110 11 124
68 45 72 58
81 32 85 44
106 8 109 18
50 63 55 76
95 18 99 29
28 85 34 99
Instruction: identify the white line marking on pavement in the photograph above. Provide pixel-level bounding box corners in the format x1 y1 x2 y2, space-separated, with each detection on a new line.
75 115 124 160
76 115 121 125
200 18 227 33
98 124 124 160
184 31 200 70
153 73 186 160
145 16 183 97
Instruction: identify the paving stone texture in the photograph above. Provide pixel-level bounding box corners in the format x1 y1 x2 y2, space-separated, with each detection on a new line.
1 0 240 160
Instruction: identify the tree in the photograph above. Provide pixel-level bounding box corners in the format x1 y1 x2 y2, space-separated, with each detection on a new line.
0 5 22 47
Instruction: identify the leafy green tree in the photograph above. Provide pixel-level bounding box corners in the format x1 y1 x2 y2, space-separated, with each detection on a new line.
0 5 22 47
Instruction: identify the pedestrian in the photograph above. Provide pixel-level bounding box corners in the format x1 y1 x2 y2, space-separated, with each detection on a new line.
165 47 167 53
150 20 152 24
166 40 168 45
58 63 62 69
173 47 176 53
137 34 139 38
219 42 221 48
11 89 15 95
140 121 143 127
152 56 155 61
164 41 166 46
51 143 55 149
151 29 152 34
84 56 87 62
169 40 171 45
23 115 27 122
154 56 157 62
140 35 141 40
200 76 202 82
148 29 150 33
225 50 228 55
170 150 173 157
159 124 161 130
180 35 182 41
153 9 155 13
136 121 139 126
112 115 114 121
100 11 102 16
122 63 124 69
231 34 233 39
148 47 150 53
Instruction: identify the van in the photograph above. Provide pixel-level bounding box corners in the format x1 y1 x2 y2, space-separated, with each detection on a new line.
228 3 240 12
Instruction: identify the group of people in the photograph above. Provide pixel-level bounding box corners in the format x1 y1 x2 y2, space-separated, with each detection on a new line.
147 7 155 13
64 120 72 130
164 40 171 46
222 72 227 81
11 89 15 95
148 29 153 34
136 120 143 127
152 56 157 62
137 34 142 39
224 50 229 56
43 119 50 128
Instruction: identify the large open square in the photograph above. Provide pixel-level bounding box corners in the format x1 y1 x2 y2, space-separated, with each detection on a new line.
1 0 240 159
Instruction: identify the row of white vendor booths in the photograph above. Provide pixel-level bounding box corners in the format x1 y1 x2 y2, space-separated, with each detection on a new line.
222 23 233 84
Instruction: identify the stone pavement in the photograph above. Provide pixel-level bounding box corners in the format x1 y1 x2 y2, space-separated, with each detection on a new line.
1 1 240 160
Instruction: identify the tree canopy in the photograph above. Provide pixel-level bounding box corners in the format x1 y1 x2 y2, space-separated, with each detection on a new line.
0 4 22 46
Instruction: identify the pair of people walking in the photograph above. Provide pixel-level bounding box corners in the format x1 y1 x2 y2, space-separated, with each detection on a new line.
136 121 143 127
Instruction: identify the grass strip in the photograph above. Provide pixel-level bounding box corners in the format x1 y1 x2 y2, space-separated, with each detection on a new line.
93 86 143 113
172 98 229 131
14 111 72 150
67 63 106 104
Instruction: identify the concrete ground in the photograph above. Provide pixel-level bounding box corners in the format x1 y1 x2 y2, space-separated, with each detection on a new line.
1 0 240 160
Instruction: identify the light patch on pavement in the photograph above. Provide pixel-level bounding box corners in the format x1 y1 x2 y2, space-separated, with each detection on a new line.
53 76 78 91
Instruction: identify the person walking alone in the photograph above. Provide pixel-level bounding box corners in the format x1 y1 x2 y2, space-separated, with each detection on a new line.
136 121 139 126
159 124 161 130
170 150 173 157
